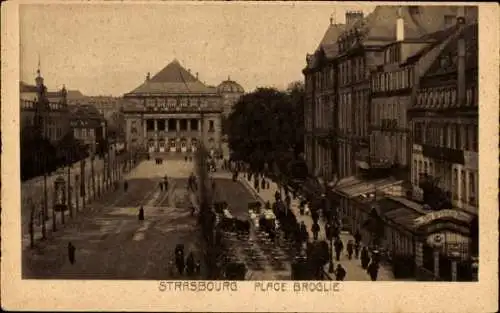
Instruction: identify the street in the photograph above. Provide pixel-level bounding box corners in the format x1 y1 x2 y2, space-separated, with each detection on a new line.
23 160 205 279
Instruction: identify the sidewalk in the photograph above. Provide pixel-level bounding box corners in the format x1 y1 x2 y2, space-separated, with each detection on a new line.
239 172 395 281
22 159 135 250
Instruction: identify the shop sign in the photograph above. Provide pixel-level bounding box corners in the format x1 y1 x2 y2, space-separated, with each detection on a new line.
414 209 472 228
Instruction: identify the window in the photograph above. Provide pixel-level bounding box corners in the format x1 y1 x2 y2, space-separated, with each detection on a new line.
454 124 461 149
413 160 418 184
190 119 199 131
461 171 467 202
209 120 215 132
443 124 449 148
146 120 155 131
157 119 166 131
453 169 459 200
168 119 177 131
469 172 476 205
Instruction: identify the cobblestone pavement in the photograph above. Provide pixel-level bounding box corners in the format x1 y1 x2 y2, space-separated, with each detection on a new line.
22 160 205 280
239 172 397 281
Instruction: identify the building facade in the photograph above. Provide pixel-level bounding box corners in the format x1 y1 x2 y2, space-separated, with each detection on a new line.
122 59 223 155
409 20 478 214
303 16 346 182
20 69 70 144
69 105 107 155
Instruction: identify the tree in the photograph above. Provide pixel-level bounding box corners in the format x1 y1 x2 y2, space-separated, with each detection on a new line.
21 126 57 181
227 85 305 175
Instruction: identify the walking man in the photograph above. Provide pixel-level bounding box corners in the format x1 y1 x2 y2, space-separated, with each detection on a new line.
67 242 76 265
335 264 346 281
334 237 344 261
138 206 145 221
346 240 354 260
311 222 320 241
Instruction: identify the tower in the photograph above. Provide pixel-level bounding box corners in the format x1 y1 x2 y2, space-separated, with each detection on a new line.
35 55 44 88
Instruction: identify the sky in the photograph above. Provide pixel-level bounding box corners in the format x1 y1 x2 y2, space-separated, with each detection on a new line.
20 2 375 96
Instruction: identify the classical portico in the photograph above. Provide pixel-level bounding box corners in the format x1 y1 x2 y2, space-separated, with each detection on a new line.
122 59 223 155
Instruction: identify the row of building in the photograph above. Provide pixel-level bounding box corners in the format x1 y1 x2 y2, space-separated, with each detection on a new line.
20 67 109 154
21 60 246 159
302 6 478 280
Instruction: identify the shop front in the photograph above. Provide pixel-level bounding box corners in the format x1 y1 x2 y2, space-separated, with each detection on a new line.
413 209 477 281
331 176 405 234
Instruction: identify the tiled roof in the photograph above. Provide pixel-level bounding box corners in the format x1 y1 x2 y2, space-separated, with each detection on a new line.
424 23 478 77
70 104 104 121
402 25 459 66
126 60 216 95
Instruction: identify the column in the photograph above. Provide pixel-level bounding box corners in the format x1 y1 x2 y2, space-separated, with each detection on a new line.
187 118 191 131
433 249 440 279
176 119 180 132
154 119 158 132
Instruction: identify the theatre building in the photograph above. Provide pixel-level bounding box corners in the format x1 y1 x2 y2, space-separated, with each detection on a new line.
122 60 223 155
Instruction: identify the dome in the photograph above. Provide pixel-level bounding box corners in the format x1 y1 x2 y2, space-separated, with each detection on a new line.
217 77 245 94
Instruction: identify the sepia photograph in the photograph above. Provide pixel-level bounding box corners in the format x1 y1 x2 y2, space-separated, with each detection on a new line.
2 1 498 312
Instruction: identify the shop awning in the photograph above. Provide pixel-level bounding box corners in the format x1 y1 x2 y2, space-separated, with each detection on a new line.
333 177 404 199
384 206 424 233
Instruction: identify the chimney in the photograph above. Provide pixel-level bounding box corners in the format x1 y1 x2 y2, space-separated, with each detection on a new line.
457 6 466 107
396 7 405 41
196 72 199 79
146 72 151 81
345 10 363 26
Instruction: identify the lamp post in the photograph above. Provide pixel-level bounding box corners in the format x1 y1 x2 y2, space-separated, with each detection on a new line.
54 175 66 225
75 174 80 213
66 150 72 219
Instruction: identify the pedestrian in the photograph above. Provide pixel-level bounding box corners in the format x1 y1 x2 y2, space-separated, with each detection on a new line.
67 241 76 265
299 199 305 215
335 264 346 281
159 181 164 191
367 261 379 281
354 230 362 245
360 247 370 269
274 190 281 202
138 206 145 221
261 177 266 190
334 237 344 261
311 222 320 241
185 156 188 162
266 180 270 189
299 221 308 244
354 241 361 259
164 179 169 192
346 240 354 260
124 181 128 192
186 252 195 276
190 206 196 216
285 194 291 210
254 178 259 192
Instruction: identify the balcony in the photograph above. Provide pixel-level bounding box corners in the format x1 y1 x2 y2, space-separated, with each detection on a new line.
422 144 465 165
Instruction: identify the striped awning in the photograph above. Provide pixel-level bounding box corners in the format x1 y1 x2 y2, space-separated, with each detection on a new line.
334 177 404 199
